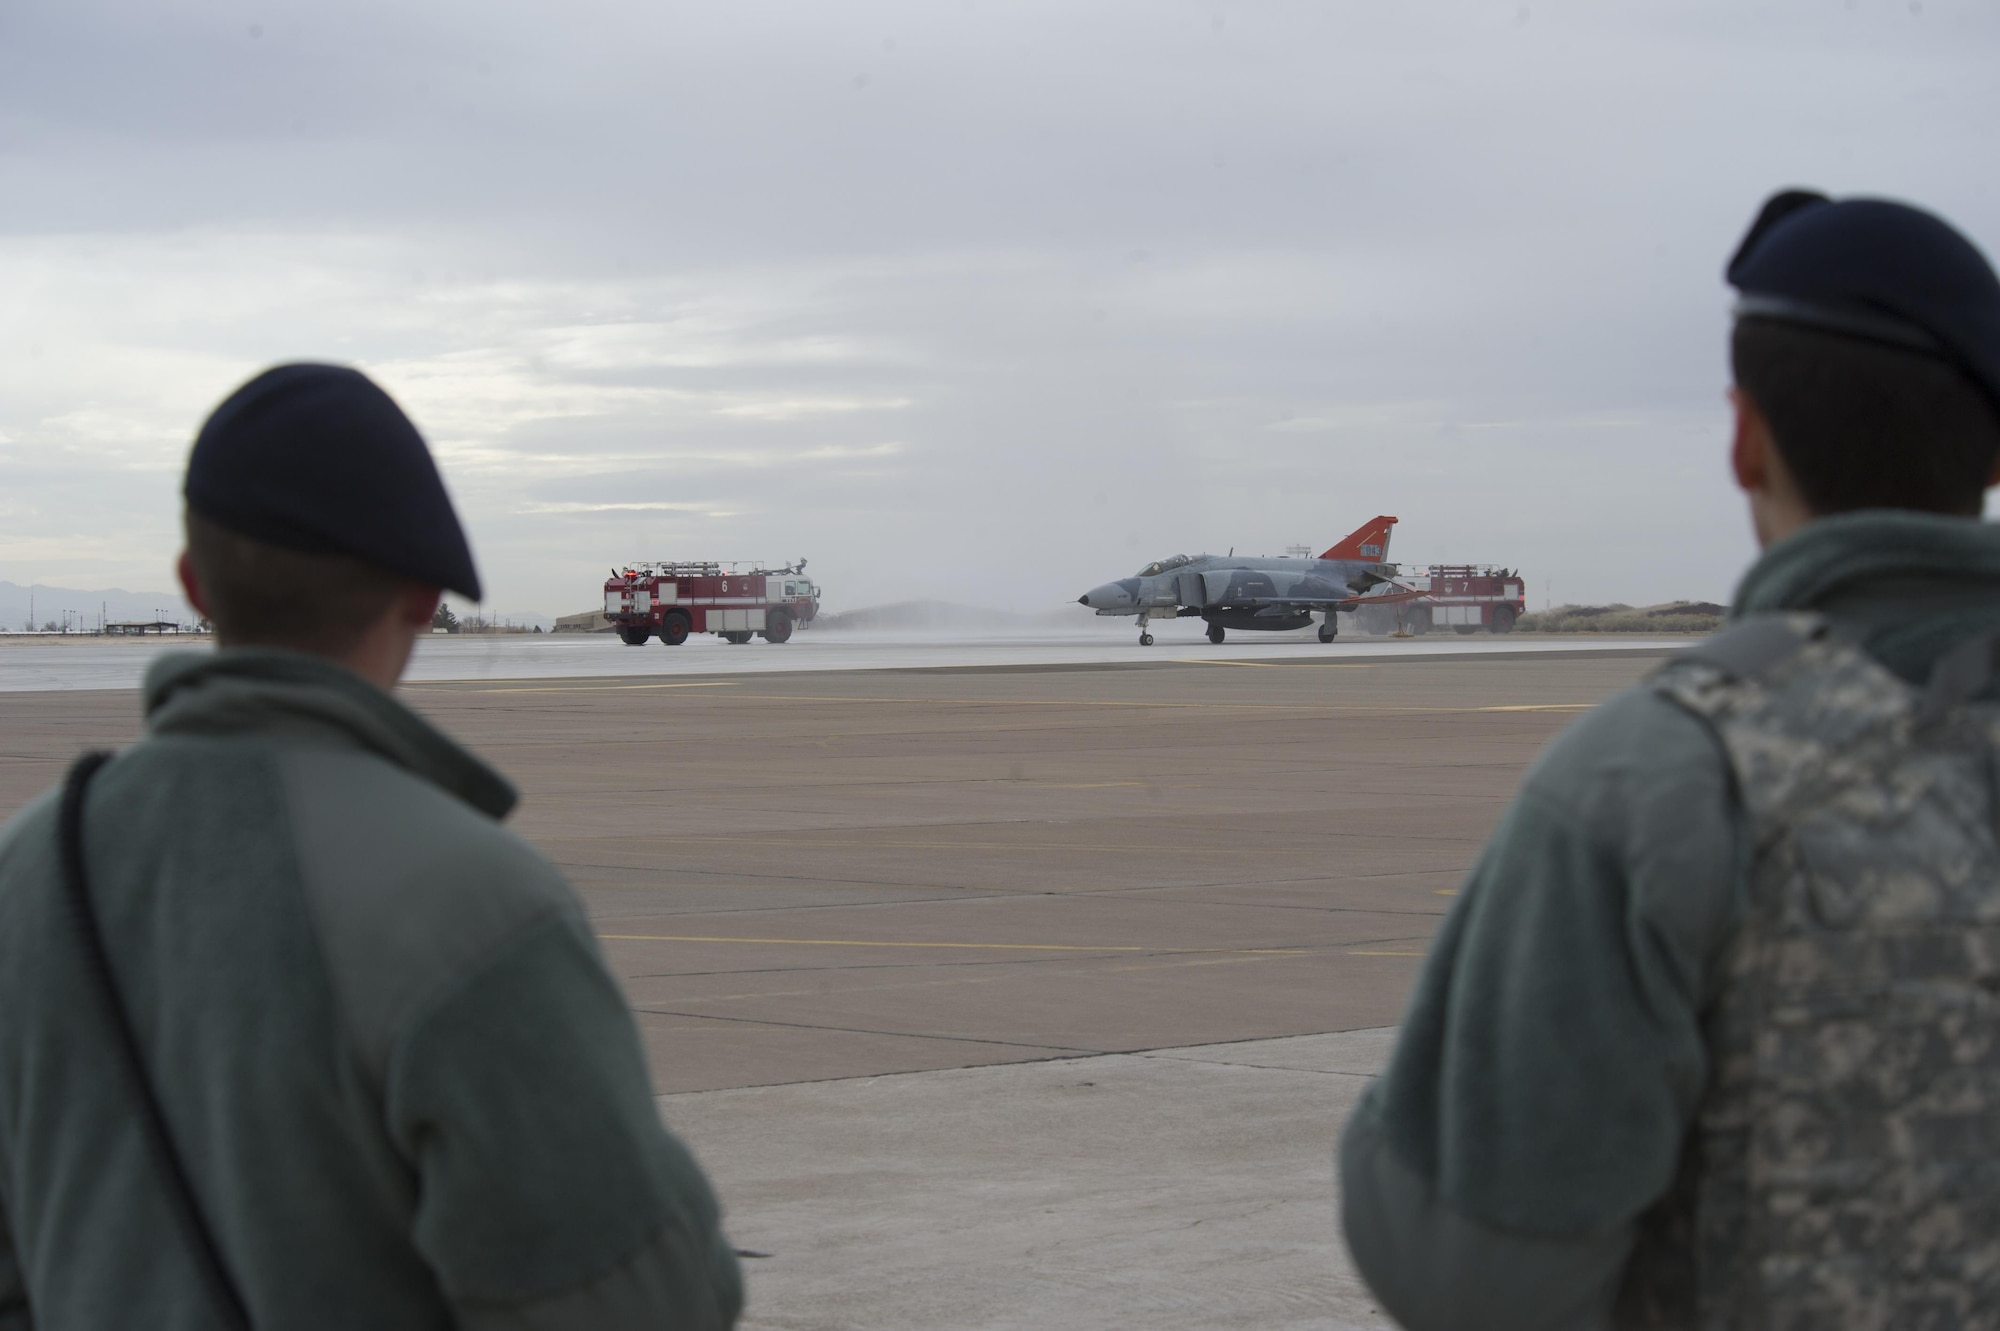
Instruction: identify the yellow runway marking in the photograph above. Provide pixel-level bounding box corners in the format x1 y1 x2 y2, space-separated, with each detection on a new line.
1171 659 1379 669
534 690 1597 715
633 949 1297 1006
1105 953 1284 974
748 694 1595 716
465 681 739 694
429 680 1599 714
572 835 1320 854
600 932 1307 955
1348 948 1428 957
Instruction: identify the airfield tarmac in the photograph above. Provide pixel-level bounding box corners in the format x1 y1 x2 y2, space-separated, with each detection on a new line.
0 642 1679 1329
0 621 1694 691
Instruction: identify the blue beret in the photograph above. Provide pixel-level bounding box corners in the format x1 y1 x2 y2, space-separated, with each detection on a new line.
1726 189 2000 416
185 364 482 600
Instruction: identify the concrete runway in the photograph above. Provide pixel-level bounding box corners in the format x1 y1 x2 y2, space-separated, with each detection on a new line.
0 624 1696 691
0 647 1675 1327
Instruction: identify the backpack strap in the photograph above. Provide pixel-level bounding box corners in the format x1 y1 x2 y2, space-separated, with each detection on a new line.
1672 612 1827 681
59 753 253 1331
1917 631 2000 728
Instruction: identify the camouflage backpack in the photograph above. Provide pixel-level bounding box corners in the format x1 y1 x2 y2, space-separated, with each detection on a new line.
1616 613 2000 1330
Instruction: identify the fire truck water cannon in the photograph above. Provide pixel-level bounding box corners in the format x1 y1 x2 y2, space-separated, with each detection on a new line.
602 560 820 646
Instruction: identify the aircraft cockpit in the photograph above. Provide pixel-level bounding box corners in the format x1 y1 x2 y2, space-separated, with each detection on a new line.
1136 554 1197 578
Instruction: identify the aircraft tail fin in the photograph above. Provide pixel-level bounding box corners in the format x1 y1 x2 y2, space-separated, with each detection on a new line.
1319 516 1398 563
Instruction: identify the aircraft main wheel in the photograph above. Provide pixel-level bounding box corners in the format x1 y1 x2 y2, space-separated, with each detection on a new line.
1139 632 1154 647
659 613 691 646
1456 624 1478 635
1318 623 1337 643
1207 623 1226 645
1491 606 1517 634
763 610 794 644
724 631 752 644
618 626 650 646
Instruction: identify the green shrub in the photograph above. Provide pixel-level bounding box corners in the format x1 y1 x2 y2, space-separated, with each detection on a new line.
1515 602 1723 634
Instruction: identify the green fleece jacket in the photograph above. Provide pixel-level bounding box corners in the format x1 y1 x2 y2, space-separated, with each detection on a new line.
1340 511 2000 1331
0 652 742 1330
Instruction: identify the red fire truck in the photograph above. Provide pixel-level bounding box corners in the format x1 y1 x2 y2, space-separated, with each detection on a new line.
603 560 820 646
1353 565 1526 635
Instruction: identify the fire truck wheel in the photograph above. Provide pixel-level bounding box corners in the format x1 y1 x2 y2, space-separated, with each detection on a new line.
617 627 650 646
659 613 691 646
763 610 794 644
1491 606 1517 634
1206 623 1226 645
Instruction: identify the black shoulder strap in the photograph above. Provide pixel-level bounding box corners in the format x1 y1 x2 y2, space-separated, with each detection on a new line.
59 753 253 1331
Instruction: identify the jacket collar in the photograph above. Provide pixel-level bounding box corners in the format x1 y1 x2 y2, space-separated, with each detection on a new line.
143 649 517 820
1731 510 2000 615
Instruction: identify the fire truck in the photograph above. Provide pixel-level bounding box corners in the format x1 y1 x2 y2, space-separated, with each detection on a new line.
1353 565 1526 636
603 560 820 646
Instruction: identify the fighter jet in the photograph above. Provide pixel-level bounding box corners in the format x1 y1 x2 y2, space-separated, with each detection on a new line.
1078 516 1400 646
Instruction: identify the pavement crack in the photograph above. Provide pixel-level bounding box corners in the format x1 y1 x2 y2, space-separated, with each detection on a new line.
629 1004 1100 1057
1134 1052 1380 1078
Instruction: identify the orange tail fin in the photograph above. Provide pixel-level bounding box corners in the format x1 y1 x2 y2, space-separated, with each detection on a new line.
1319 516 1397 563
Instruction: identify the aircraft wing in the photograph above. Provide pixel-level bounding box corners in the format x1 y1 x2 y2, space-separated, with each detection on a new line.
1228 581 1427 614
1349 577 1428 605
1253 595 1375 610
1197 565 1425 611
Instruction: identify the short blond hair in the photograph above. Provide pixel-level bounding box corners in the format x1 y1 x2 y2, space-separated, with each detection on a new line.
184 509 410 654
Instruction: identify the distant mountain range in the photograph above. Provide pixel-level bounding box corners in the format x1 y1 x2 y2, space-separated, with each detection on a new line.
0 581 577 634
0 580 197 632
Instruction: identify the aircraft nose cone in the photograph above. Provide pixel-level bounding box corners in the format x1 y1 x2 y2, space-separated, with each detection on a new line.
1081 581 1133 611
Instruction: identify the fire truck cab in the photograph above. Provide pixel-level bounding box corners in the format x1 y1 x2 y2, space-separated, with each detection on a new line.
603 560 819 646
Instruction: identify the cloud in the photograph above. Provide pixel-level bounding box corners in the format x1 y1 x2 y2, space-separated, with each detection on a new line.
1 0 1996 613
712 397 913 421
517 501 714 515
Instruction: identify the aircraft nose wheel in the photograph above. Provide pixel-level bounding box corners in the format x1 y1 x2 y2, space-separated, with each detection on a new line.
1139 631 1154 647
1318 623 1337 643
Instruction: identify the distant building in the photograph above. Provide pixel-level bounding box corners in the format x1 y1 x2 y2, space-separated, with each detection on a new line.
553 609 613 634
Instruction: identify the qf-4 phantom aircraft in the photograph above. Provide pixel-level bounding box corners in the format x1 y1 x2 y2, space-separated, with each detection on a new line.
1078 516 1401 646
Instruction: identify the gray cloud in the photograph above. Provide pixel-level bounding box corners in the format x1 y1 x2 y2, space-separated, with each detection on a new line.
3 0 1996 617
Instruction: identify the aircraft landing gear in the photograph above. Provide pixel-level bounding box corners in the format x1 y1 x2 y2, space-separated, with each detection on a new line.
1207 622 1226 645
1318 621 1338 643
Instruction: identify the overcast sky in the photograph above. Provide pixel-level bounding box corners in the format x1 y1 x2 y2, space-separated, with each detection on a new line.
3 0 1996 618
